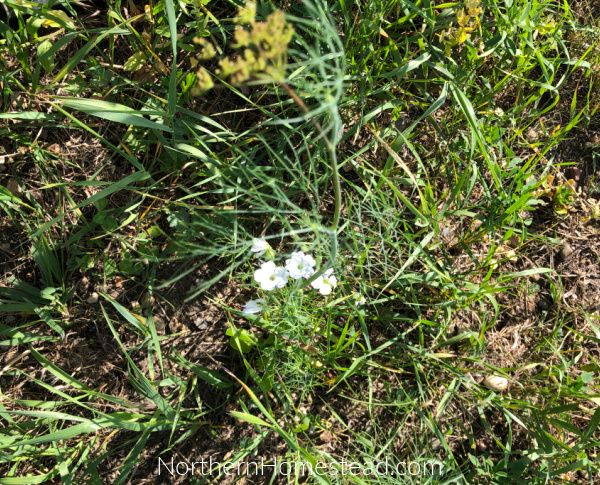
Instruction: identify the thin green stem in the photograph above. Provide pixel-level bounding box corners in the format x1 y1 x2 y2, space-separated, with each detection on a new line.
281 82 341 232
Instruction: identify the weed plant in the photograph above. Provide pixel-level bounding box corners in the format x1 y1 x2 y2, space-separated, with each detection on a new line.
1 0 600 483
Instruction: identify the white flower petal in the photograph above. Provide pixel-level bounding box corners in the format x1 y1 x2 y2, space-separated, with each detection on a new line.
254 260 275 282
251 238 271 257
271 266 289 288
242 298 265 315
311 277 324 290
254 261 288 291
311 269 336 295
285 251 316 279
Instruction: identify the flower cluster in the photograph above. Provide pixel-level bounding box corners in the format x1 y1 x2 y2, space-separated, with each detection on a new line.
190 37 216 96
437 0 483 56
243 238 339 316
250 239 335 295
534 16 560 48
217 5 295 85
536 17 557 36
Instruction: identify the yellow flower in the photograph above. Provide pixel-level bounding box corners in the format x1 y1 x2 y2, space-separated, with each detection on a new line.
235 3 256 24
193 37 216 60
234 27 251 48
473 14 481 33
192 67 214 96
456 8 470 27
538 19 556 35
456 25 473 43
218 7 294 85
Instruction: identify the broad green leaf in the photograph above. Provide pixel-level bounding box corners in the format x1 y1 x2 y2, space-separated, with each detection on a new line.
37 39 54 72
123 52 146 72
42 10 76 29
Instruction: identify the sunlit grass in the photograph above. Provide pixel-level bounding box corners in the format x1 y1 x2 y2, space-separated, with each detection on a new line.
1 0 599 483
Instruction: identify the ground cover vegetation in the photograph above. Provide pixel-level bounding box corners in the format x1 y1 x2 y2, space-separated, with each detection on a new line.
1 0 600 482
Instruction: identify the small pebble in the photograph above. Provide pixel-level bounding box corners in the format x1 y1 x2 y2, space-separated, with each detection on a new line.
526 128 538 140
168 318 184 334
6 178 23 198
152 316 166 332
86 292 99 304
482 375 508 392
140 292 155 307
195 317 208 330
475 440 488 453
559 245 573 261
507 234 520 248
430 438 442 451
131 301 140 310
538 299 550 310
566 167 582 182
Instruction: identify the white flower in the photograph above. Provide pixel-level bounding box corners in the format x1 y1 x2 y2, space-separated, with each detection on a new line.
285 251 316 279
352 292 366 305
242 299 265 315
251 238 271 257
311 268 337 295
254 261 288 291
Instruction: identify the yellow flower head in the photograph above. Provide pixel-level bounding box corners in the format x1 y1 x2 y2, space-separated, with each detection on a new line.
537 18 557 35
219 7 294 85
235 3 257 24
466 0 482 16
193 37 216 60
192 67 214 96
456 8 470 27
